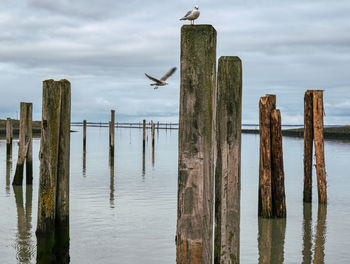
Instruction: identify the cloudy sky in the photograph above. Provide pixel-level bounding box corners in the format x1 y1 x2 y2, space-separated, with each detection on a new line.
0 0 349 124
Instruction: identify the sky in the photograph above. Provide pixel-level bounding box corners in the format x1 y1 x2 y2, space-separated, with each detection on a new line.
0 0 349 124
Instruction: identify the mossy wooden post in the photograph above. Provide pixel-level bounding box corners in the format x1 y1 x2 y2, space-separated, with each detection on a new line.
270 109 286 218
177 25 216 264
143 119 146 149
304 90 313 203
214 56 242 264
6 118 13 156
36 80 62 262
13 102 33 185
55 80 71 263
313 90 327 204
110 110 115 156
258 94 275 218
83 120 87 153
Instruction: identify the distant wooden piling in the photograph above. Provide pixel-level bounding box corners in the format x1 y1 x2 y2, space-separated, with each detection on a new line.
83 120 87 152
313 91 327 204
13 102 33 185
36 79 71 263
214 56 242 264
152 122 155 147
303 90 313 203
258 95 275 218
143 119 146 148
6 118 13 155
271 109 286 218
110 110 115 156
177 25 216 264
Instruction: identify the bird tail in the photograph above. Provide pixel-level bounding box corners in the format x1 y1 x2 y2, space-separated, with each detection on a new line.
180 17 186 20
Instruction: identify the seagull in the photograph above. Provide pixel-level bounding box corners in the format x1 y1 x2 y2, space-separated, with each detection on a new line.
145 67 177 89
180 5 200 25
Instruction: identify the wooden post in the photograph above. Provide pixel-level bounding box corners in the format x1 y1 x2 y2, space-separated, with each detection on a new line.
13 102 33 185
304 90 313 203
6 118 12 155
270 109 286 218
258 95 275 218
152 122 155 148
313 90 327 204
143 119 146 149
83 120 87 153
110 110 115 156
214 56 242 264
36 79 71 263
177 25 216 264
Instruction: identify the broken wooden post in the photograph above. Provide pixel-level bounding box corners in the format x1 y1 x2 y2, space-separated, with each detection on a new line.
177 25 216 264
303 90 313 203
110 110 115 156
13 102 33 185
214 56 242 264
6 118 13 155
313 90 327 204
83 120 87 153
258 95 275 218
270 109 286 218
36 79 71 263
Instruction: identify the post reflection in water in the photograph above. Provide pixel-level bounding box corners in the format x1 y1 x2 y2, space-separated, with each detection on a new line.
13 185 34 263
83 150 86 177
313 204 327 264
142 144 146 178
152 143 155 168
6 148 12 194
258 217 286 264
302 202 313 264
109 153 115 208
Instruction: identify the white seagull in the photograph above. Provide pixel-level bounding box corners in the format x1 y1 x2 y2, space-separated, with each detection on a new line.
180 5 200 25
145 67 177 89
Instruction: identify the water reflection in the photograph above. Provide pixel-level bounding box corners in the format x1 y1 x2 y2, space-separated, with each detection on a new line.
302 203 312 264
152 143 155 168
313 204 327 264
6 149 12 195
142 144 146 178
13 185 34 263
258 218 286 264
109 154 115 208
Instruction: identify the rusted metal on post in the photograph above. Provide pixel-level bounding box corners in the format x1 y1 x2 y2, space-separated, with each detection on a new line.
177 25 217 264
304 90 313 203
313 90 327 204
214 56 242 264
258 95 275 218
13 102 33 185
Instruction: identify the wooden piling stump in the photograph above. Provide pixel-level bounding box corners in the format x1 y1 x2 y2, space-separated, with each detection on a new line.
303 90 313 203
177 25 216 264
258 95 275 218
313 90 327 204
214 56 242 264
270 109 286 218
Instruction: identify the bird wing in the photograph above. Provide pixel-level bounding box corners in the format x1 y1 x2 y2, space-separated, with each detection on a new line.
145 73 161 83
160 67 177 81
183 10 192 18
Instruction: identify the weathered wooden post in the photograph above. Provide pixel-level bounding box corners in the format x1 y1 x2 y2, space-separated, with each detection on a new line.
110 110 115 156
36 79 71 263
214 56 242 264
83 120 87 153
304 90 313 203
13 102 33 185
143 119 146 149
152 122 155 148
258 95 275 218
6 118 13 155
313 90 327 204
177 25 216 264
270 109 286 218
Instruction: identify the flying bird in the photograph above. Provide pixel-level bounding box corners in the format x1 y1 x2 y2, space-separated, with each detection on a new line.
180 5 200 25
145 67 177 89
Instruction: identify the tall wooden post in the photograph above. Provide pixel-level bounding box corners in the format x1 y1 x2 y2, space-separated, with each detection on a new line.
110 110 115 156
13 102 33 185
304 90 313 203
6 118 13 155
270 109 286 218
258 95 275 218
214 56 242 264
83 120 87 153
313 91 327 204
177 25 216 264
36 79 71 263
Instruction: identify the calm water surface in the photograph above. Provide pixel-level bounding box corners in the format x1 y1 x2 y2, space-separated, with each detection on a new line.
0 127 350 263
